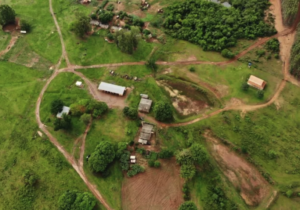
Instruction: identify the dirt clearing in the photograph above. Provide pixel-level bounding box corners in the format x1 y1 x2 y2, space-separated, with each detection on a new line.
122 159 184 210
204 131 272 206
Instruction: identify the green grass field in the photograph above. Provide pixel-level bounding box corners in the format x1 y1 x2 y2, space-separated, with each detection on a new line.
0 62 103 209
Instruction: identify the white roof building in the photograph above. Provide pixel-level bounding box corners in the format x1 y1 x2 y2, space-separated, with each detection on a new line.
56 106 70 118
75 81 82 87
98 82 126 96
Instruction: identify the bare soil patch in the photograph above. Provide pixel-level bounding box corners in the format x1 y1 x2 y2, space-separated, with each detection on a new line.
122 158 184 210
204 131 271 206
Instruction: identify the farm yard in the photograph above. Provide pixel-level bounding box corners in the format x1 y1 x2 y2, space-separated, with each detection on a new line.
1 0 300 209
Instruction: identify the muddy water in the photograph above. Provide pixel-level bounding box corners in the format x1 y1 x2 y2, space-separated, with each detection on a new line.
205 132 271 206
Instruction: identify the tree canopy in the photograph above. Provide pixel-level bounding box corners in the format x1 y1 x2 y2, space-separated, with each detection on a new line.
163 0 276 52
123 106 138 119
88 141 115 172
153 101 173 122
0 5 15 26
51 99 63 114
115 26 140 54
70 14 90 37
179 201 198 210
58 190 96 210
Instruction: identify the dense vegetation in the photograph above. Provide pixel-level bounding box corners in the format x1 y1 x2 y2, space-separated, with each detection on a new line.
281 0 300 25
153 101 173 122
115 27 140 54
0 5 15 26
70 13 91 37
290 25 300 78
58 190 96 210
163 0 276 54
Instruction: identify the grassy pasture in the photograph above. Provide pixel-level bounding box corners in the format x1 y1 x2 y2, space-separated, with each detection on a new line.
0 62 103 209
0 30 11 51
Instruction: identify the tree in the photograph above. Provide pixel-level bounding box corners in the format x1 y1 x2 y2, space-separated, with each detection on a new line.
146 57 158 73
0 5 15 26
51 99 63 114
115 28 139 54
180 164 196 179
54 114 72 131
179 201 197 210
88 141 115 172
119 151 130 171
98 10 114 24
154 161 161 168
92 102 108 118
153 101 173 122
190 143 208 166
70 14 90 37
58 190 96 210
70 103 85 116
241 82 249 92
22 170 38 187
221 49 234 59
123 106 138 119
20 20 31 32
266 38 280 53
257 90 264 99
80 113 91 125
158 149 173 159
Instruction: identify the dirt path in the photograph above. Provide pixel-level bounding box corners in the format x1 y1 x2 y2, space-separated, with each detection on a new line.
49 0 70 67
78 119 92 169
0 36 18 57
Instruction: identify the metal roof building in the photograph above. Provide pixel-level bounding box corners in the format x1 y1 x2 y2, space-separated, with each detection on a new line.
247 75 266 90
98 82 126 96
138 123 154 144
56 106 70 118
138 98 152 113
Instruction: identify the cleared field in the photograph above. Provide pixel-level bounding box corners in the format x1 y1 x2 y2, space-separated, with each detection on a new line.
122 159 184 210
0 62 101 209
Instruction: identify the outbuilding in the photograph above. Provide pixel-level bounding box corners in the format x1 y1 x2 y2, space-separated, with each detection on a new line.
138 98 152 113
247 75 266 90
138 123 154 145
98 82 126 96
56 106 70 118
75 81 83 87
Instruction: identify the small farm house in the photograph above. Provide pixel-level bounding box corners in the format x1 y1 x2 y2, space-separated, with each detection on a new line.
138 98 152 113
138 123 154 145
98 82 126 96
56 106 70 118
247 75 266 90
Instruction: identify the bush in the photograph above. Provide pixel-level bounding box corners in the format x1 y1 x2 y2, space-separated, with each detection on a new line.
107 32 114 41
127 164 145 177
257 90 264 99
106 4 114 11
182 183 190 201
99 0 108 8
20 20 31 32
90 13 97 20
58 190 96 210
143 29 151 35
154 161 161 168
189 67 196 72
153 101 173 122
98 11 114 24
256 49 266 57
159 149 173 159
241 82 249 92
286 190 293 198
179 201 197 210
221 49 234 59
268 150 278 159
266 38 280 52
120 151 130 171
70 14 90 37
51 99 63 114
123 106 138 119
148 160 155 167
80 113 91 125
274 53 279 59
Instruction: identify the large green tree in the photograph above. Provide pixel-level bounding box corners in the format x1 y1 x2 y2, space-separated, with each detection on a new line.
70 14 90 37
0 5 15 26
51 99 63 114
58 190 96 210
88 141 115 172
115 26 140 54
153 101 173 122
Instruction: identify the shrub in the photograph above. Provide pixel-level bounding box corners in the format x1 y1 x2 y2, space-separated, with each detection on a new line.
274 53 279 59
70 14 90 37
123 106 138 119
107 32 114 41
159 149 173 159
90 13 97 20
20 20 31 32
241 82 249 92
268 150 278 159
266 38 280 52
221 49 235 59
286 190 293 198
106 4 114 11
120 151 130 171
154 161 161 168
189 67 196 72
256 49 266 57
80 114 91 125
148 160 155 167
127 164 145 177
257 90 264 99
51 99 63 114
99 0 108 8
98 11 114 24
143 29 151 35
179 201 197 210
153 101 173 122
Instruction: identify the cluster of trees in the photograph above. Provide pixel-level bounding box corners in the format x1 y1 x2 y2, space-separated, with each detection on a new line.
0 5 15 26
115 26 140 54
70 13 91 37
153 101 173 122
176 143 208 179
148 160 161 168
179 201 197 210
290 25 300 79
58 190 96 210
88 141 115 173
282 0 300 25
123 106 138 119
70 99 108 119
127 164 145 177
50 99 72 131
163 0 276 55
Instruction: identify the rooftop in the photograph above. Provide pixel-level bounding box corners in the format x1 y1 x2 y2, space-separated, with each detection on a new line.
98 82 126 95
247 75 266 90
56 106 70 118
142 123 154 134
138 98 152 113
